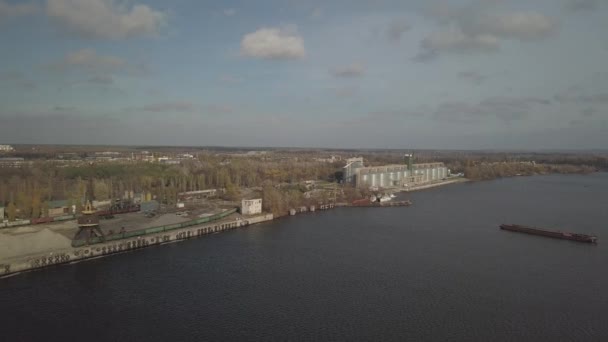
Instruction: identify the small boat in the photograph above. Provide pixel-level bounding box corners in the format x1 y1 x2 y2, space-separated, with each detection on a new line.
379 194 392 202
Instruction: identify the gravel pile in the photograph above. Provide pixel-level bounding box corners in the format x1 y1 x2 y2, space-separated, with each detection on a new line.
0 228 72 260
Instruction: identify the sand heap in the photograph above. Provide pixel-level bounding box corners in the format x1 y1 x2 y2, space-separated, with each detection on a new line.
0 228 72 260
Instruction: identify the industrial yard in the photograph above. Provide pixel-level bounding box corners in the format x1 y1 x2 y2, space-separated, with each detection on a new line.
0 201 240 262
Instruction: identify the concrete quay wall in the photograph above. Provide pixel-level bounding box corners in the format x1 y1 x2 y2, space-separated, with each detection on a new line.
398 178 468 192
1 213 273 278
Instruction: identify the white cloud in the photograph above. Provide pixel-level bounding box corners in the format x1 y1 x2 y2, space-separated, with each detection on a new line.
458 71 487 85
387 18 411 42
0 71 24 81
240 27 305 60
332 85 359 98
204 104 233 114
0 70 37 89
64 48 125 69
218 75 243 84
87 75 114 85
433 96 551 123
423 28 500 52
581 107 596 116
556 92 608 104
46 0 165 39
331 63 365 78
48 48 148 76
418 3 557 61
53 106 77 111
135 102 232 114
223 8 235 16
0 0 39 19
141 102 195 113
565 0 599 12
415 26 499 61
464 12 557 41
311 7 323 19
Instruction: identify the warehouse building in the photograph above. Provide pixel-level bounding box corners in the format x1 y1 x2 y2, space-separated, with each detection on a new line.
241 199 262 215
344 155 448 189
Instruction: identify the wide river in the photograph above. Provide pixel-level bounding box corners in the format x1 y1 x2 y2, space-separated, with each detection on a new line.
3 174 608 341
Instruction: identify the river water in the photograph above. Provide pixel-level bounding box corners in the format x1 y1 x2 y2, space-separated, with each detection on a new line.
3 174 608 341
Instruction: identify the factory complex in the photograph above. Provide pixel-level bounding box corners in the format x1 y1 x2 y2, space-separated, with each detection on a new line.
344 154 449 189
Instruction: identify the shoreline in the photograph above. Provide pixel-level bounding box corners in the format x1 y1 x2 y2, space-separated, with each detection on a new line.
391 177 469 193
0 178 469 278
1 213 273 278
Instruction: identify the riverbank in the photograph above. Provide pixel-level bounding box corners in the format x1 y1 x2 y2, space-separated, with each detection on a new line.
391 177 469 193
1 213 273 278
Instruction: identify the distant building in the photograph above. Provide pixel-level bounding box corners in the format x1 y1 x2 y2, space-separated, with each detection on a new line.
178 189 218 201
241 199 262 215
48 200 71 217
344 155 448 189
0 144 14 152
355 162 447 188
343 157 364 184
0 157 25 168
315 155 342 163
0 206 5 220
158 156 180 165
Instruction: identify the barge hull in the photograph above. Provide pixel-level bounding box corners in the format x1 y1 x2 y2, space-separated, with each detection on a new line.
500 224 597 243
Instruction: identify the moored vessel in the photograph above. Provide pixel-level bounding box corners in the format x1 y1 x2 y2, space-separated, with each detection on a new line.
500 224 597 243
379 194 392 202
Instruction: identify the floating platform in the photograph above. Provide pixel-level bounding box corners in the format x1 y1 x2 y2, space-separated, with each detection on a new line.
500 224 597 244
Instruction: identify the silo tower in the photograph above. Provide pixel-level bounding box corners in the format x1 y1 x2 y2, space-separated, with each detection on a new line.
404 153 414 170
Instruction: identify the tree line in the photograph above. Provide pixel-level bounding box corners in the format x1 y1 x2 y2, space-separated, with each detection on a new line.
0 154 340 220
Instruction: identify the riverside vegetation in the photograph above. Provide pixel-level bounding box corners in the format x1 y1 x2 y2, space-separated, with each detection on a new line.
1 148 606 219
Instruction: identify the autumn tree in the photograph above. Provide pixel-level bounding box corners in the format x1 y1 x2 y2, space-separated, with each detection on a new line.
224 183 241 202
31 194 41 219
7 201 16 221
93 180 110 201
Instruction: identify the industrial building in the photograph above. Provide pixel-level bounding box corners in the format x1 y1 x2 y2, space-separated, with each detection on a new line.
344 154 448 189
47 200 71 217
343 157 364 184
241 199 262 215
0 157 25 168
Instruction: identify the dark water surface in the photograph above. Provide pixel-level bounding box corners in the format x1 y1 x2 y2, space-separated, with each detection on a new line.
3 174 608 341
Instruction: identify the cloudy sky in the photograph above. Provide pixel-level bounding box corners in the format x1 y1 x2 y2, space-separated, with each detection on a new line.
1 0 607 149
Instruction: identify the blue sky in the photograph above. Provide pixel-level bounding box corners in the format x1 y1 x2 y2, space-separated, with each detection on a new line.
0 0 607 149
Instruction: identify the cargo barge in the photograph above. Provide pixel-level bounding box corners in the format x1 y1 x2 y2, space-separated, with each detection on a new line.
500 224 597 243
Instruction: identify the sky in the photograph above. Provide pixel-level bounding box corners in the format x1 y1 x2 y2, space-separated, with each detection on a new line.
0 0 607 150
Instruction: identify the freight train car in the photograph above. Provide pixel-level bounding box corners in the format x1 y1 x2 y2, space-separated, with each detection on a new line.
1 205 141 229
71 208 238 247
